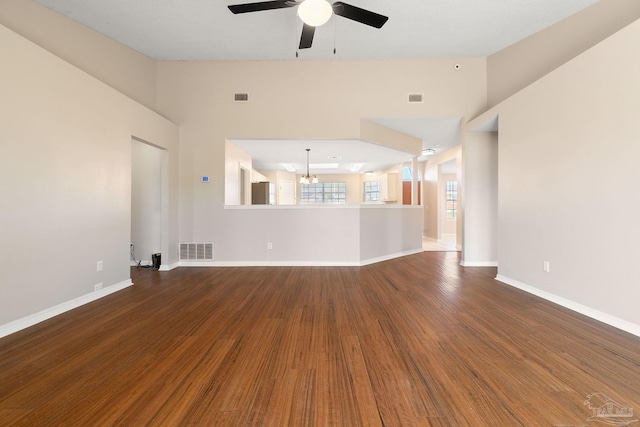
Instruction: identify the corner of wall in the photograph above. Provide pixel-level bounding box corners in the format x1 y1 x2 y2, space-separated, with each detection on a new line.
487 0 640 108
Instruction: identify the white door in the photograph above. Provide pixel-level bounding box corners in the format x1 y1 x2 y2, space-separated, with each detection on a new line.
279 179 295 205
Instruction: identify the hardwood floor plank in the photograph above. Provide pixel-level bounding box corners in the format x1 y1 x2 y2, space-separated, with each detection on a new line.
339 335 383 427
255 370 298 426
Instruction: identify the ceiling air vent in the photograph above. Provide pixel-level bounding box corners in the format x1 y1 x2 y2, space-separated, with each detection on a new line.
234 93 249 102
408 93 423 103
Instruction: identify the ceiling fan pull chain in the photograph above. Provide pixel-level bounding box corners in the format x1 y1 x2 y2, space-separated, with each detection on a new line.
333 15 337 55
295 18 300 58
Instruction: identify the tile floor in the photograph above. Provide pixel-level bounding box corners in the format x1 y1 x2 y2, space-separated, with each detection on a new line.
422 234 458 251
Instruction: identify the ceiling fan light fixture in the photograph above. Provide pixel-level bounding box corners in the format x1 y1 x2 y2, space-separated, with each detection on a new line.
298 0 333 27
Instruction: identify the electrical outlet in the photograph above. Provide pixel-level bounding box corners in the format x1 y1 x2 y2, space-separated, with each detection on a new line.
97 260 103 271
543 261 550 273
94 283 103 291
267 242 273 250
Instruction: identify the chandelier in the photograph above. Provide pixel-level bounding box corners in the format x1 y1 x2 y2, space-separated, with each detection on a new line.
300 148 318 184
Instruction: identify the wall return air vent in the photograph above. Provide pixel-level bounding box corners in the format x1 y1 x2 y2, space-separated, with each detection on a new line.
179 242 214 260
234 93 249 102
408 93 424 103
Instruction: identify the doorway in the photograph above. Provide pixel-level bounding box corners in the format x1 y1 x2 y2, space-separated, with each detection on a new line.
131 139 163 266
401 166 422 205
437 159 457 249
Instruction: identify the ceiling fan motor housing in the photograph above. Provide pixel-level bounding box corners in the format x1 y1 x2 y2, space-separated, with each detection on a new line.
228 0 389 50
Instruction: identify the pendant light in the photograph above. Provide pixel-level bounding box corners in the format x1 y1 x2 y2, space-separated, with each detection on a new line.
300 148 318 184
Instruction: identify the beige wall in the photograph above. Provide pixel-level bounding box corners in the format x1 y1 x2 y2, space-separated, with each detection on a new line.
156 58 487 251
487 0 640 108
360 120 422 155
0 24 178 328
252 169 269 183
0 0 158 109
492 19 640 329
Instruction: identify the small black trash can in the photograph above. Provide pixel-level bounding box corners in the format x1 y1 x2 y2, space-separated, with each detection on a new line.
152 253 161 269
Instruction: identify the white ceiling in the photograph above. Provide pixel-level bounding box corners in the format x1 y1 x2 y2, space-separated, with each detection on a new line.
33 0 598 61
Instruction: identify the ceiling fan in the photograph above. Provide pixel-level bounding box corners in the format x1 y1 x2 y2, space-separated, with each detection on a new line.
227 0 389 50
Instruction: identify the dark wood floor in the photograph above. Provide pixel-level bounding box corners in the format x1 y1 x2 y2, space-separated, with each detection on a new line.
1 252 639 426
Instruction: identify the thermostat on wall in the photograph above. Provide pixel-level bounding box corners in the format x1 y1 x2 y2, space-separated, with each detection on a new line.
201 176 209 183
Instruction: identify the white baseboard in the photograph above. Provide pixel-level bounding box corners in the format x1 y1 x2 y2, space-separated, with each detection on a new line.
175 249 424 268
460 261 498 267
130 261 177 271
495 274 640 338
178 260 360 267
159 262 179 271
359 249 424 266
0 279 133 339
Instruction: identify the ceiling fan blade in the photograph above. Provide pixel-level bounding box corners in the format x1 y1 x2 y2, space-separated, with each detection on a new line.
228 0 294 14
299 24 315 49
332 1 388 28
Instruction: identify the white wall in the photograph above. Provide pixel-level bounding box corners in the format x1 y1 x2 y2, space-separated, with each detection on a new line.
360 206 423 262
460 132 498 266
0 24 178 330
131 140 163 264
218 206 362 263
217 205 422 265
493 19 640 331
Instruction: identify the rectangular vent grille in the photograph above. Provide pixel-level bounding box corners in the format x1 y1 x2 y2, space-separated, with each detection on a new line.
234 93 249 102
179 242 214 260
408 93 424 103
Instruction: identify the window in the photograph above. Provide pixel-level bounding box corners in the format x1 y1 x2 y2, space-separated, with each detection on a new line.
445 181 457 220
300 182 346 204
402 166 412 181
363 181 380 202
